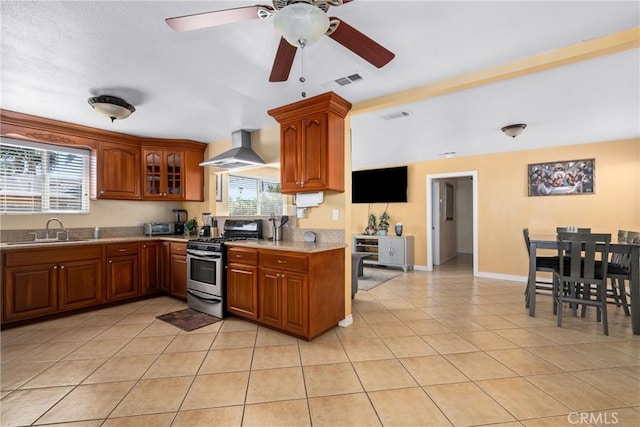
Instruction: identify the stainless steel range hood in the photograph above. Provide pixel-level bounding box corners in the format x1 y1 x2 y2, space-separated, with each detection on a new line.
200 130 265 170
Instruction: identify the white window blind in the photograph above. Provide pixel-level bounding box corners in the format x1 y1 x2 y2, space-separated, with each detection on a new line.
228 175 283 216
0 137 90 214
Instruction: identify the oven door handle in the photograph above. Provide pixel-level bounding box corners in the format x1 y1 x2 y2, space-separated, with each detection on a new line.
187 250 222 258
187 289 222 304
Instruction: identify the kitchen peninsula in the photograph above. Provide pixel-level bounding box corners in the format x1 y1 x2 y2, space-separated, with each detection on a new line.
225 240 346 340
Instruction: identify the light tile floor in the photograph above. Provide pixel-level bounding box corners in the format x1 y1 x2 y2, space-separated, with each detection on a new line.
1 255 639 426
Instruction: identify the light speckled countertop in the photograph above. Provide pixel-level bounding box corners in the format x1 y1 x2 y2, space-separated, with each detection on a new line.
0 235 192 250
225 240 346 254
0 236 346 253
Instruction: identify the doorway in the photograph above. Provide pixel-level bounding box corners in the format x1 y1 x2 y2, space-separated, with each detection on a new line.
426 171 478 275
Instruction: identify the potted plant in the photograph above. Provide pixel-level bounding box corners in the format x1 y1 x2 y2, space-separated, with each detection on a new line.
364 212 377 235
378 210 390 236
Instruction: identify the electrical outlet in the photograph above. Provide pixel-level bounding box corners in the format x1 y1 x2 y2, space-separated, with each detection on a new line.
134 220 141 227
332 209 339 220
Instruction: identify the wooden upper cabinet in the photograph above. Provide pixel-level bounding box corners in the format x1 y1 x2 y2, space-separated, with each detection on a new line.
141 140 205 202
268 92 352 194
142 149 184 200
98 142 141 199
0 110 206 202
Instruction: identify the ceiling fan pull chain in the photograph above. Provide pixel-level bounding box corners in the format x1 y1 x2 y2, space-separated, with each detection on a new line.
299 40 307 98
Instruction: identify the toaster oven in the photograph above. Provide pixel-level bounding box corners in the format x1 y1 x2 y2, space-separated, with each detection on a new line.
143 222 174 236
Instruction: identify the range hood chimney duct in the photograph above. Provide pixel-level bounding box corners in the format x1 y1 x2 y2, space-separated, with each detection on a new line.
200 130 266 170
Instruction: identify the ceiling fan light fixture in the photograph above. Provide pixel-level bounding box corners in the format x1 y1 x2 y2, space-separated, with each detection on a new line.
273 2 330 47
501 123 527 138
88 95 135 122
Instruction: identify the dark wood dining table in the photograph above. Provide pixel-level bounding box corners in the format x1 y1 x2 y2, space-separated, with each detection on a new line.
527 234 640 335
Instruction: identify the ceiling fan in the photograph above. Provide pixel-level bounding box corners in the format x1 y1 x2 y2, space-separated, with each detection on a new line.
165 0 395 82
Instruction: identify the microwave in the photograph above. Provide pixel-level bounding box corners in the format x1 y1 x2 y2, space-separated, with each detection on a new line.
143 222 174 236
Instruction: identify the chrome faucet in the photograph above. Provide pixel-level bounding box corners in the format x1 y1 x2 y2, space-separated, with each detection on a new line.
45 217 64 239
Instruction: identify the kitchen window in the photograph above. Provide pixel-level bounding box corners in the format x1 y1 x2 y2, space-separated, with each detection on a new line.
0 137 90 214
227 174 283 216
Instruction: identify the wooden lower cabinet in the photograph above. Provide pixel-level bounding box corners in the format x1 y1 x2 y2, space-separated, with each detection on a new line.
3 263 58 322
281 271 309 336
227 246 344 340
106 243 139 301
258 267 308 336
58 258 103 311
2 245 103 323
169 242 187 299
228 264 259 319
227 247 259 319
140 241 161 294
257 267 281 326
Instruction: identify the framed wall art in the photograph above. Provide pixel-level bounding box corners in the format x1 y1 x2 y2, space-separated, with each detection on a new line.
528 158 594 196
215 174 223 202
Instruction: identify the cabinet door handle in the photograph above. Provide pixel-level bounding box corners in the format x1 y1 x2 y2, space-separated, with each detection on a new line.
53 265 58 270
143 245 147 248
60 265 65 269
119 249 127 252
109 260 113 264
278 260 287 264
236 255 244 258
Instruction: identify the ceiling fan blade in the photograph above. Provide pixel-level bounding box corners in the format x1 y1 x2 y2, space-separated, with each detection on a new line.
327 17 395 68
166 5 270 32
269 38 297 82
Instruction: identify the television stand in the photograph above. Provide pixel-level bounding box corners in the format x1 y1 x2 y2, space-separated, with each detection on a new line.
352 235 414 272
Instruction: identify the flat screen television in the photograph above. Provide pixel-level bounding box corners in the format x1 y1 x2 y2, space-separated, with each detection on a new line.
352 166 408 203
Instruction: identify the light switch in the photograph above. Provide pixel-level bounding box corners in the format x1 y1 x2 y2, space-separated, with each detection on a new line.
332 209 339 220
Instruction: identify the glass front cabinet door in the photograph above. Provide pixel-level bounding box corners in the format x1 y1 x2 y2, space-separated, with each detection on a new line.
143 150 183 199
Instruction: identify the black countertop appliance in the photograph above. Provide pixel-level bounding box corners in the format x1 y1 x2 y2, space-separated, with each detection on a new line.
173 209 188 235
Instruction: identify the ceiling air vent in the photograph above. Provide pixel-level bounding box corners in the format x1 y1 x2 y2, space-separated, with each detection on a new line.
335 73 363 86
438 151 457 158
382 111 411 120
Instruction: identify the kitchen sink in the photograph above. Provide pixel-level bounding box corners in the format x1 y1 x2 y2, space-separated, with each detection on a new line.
5 238 91 245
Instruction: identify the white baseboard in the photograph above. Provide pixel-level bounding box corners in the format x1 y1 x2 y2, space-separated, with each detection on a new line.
338 315 353 328
475 271 527 283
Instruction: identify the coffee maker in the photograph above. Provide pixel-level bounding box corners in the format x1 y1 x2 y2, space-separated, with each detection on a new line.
200 212 212 237
173 209 188 235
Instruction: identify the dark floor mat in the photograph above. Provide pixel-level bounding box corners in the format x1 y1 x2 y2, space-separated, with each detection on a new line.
156 308 222 332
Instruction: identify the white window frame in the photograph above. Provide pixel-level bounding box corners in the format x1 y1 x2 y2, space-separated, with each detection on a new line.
0 137 90 214
227 174 284 216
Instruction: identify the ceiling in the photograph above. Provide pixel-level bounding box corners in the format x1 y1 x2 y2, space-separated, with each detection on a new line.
1 1 638 170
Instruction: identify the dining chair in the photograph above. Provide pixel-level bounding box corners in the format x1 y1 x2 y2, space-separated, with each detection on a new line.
523 228 559 308
554 232 611 335
606 230 639 315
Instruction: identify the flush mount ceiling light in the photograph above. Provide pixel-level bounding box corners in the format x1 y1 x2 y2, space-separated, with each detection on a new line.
273 2 330 47
87 95 135 122
501 123 527 138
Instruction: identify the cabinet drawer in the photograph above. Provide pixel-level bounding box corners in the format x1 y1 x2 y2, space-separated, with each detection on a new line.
260 251 307 273
171 242 187 255
228 247 258 265
3 245 102 266
106 242 139 257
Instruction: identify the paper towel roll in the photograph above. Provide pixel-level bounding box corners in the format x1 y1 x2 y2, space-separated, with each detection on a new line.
295 192 324 207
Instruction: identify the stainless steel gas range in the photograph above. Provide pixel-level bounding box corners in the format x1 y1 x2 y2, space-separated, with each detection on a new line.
186 219 263 318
